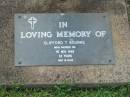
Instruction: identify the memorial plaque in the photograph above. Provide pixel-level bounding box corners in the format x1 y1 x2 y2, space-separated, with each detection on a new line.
15 13 115 66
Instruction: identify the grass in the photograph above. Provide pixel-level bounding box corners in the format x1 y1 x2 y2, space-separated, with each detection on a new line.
0 84 130 97
128 13 130 22
128 0 130 5
128 0 130 22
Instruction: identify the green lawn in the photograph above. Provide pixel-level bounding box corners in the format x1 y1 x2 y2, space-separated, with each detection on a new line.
0 84 130 97
128 0 130 22
128 0 130 5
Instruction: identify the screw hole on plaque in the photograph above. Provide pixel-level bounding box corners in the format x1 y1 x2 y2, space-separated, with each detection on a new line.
18 61 22 65
18 16 22 19
108 59 112 63
103 16 106 18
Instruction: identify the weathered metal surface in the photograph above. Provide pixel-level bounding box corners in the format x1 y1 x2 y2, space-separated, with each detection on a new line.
15 13 115 66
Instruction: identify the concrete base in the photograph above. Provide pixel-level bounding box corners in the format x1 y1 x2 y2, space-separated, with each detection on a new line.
0 0 130 86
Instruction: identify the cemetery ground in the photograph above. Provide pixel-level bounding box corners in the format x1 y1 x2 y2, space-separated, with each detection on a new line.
1 0 130 97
